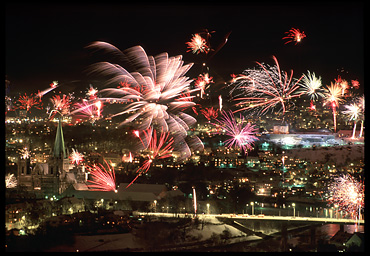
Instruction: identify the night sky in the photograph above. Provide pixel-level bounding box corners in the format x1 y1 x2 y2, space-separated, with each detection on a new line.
6 2 364 96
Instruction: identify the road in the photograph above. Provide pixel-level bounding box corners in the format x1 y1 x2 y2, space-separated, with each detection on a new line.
135 212 364 225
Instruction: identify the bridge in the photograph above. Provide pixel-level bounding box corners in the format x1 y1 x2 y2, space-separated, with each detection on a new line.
136 212 364 225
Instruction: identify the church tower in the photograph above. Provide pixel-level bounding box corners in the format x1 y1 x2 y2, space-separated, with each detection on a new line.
48 118 72 194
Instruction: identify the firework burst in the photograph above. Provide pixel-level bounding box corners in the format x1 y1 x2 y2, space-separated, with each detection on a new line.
323 82 345 132
194 73 213 98
87 159 116 192
213 110 258 152
17 93 42 112
186 33 210 54
200 107 218 121
69 148 84 165
88 42 203 159
231 56 304 116
49 94 71 118
298 71 324 100
127 128 174 188
5 173 17 189
282 28 306 44
89 42 197 133
327 174 364 221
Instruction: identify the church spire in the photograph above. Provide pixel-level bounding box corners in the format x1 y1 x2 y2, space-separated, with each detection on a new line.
53 118 66 158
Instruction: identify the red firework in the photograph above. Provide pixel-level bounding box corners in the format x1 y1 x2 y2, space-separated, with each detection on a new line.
87 159 116 191
49 94 71 118
282 28 306 45
17 93 43 112
200 107 219 121
127 129 174 188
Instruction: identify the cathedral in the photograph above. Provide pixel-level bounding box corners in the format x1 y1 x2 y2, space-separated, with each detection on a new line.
17 119 86 198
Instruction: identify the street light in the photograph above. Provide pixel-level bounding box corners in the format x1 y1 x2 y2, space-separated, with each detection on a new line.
292 203 296 217
250 202 254 215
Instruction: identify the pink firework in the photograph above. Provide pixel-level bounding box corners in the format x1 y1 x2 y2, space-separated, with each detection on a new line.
87 159 116 191
282 28 306 45
69 148 84 165
200 107 218 121
186 33 210 54
70 99 100 121
127 129 174 188
231 56 304 116
17 93 42 112
328 174 364 221
213 110 258 152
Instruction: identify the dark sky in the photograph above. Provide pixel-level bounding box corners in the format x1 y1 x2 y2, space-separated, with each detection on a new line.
6 2 364 96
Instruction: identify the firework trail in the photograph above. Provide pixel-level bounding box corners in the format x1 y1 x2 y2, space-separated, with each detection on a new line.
69 148 84 165
327 174 364 221
298 71 324 100
5 174 17 189
282 28 306 44
87 159 116 192
323 82 345 132
36 81 59 99
212 110 258 152
230 56 304 116
127 128 174 188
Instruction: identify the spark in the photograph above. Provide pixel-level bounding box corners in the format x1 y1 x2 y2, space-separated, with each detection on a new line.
231 56 304 116
87 159 116 192
342 102 360 139
327 174 364 222
282 28 306 45
213 110 259 152
186 33 210 54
